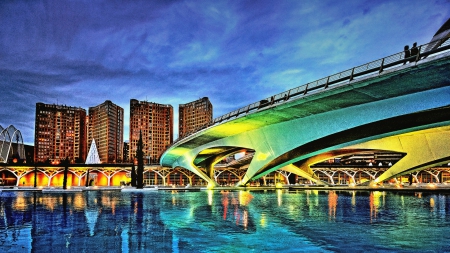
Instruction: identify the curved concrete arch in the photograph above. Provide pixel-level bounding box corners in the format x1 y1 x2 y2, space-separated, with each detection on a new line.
170 167 195 179
279 164 324 184
108 168 129 178
347 125 450 184
272 124 450 185
0 167 19 183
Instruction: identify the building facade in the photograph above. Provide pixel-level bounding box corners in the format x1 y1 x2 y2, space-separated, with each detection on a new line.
34 103 87 163
179 97 213 138
87 100 124 163
129 99 173 164
123 141 129 162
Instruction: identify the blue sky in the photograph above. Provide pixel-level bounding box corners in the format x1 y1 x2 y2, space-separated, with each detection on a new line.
0 0 448 145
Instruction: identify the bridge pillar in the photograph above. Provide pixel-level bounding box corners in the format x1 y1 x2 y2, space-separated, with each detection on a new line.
280 164 327 185
237 150 275 186
173 158 218 188
203 162 215 182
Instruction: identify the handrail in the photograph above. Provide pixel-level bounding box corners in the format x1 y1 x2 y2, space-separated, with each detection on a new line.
172 37 450 145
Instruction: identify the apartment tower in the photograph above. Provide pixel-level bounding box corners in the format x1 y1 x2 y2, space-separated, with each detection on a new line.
129 99 173 164
34 103 87 163
123 141 129 163
87 100 124 163
179 97 213 138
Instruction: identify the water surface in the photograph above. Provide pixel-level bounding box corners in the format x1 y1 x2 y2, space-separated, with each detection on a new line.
0 189 449 252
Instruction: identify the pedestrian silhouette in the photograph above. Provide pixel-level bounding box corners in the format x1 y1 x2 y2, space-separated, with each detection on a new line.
410 42 419 60
403 45 410 64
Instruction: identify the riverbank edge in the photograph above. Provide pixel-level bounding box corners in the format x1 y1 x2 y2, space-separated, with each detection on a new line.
1 183 450 193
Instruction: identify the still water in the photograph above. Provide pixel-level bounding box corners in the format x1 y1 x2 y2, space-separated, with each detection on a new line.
0 189 449 253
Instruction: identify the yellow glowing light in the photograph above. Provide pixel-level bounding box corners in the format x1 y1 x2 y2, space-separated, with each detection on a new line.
239 191 254 206
208 190 213 205
260 214 267 227
430 197 435 208
275 182 283 188
256 152 269 161
277 189 282 206
428 183 436 188
372 191 382 208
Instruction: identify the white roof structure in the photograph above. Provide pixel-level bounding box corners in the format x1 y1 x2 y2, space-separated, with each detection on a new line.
85 139 101 164
0 124 25 163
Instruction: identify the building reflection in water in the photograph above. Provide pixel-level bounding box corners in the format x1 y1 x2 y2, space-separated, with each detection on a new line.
277 189 282 206
221 191 229 220
351 191 356 208
369 191 383 222
0 191 173 252
1 190 450 252
218 190 254 230
208 189 213 205
328 191 338 219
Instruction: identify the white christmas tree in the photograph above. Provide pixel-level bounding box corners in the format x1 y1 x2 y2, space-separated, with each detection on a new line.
85 139 101 164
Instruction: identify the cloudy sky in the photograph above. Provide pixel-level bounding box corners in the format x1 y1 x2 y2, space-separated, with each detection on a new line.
0 0 448 145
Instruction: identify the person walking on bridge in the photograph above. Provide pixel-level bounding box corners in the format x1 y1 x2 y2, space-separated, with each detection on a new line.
410 42 419 60
403 45 410 64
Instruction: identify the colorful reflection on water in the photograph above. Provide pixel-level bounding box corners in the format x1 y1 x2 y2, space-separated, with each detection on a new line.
0 189 449 252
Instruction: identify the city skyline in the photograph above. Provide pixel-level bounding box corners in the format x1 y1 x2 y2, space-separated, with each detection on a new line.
0 0 448 145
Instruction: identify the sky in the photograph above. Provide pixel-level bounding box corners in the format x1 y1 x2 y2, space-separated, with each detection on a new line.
0 0 449 145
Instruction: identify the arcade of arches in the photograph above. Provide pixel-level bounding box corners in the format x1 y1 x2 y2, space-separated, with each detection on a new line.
1 163 450 187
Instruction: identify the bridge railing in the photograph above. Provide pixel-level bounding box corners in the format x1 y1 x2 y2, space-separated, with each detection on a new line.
174 37 450 144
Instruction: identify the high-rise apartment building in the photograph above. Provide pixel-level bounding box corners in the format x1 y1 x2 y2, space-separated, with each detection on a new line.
34 103 87 163
87 100 124 163
129 99 173 164
179 97 213 138
123 141 129 162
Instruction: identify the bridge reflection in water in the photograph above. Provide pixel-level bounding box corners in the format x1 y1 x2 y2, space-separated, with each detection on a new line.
0 190 449 252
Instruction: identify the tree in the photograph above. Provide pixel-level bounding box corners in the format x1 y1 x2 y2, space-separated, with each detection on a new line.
131 163 136 187
136 130 144 189
85 169 90 187
34 166 37 188
62 157 69 189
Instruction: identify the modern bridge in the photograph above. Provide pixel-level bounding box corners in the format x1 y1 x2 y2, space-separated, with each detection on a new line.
161 37 450 188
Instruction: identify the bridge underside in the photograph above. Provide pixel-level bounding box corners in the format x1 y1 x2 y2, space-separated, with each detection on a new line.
162 53 450 188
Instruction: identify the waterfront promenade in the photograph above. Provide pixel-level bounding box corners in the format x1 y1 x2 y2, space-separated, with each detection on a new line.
3 183 450 193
